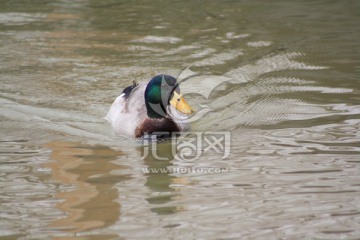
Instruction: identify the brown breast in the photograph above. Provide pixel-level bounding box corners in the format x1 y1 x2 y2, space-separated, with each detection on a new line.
135 117 180 138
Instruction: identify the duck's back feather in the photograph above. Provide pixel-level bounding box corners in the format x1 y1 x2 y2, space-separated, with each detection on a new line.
122 81 138 100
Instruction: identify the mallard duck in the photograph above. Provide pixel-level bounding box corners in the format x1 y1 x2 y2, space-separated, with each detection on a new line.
105 75 194 138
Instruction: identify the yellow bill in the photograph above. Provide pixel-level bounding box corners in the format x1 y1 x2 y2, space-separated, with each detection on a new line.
170 91 194 114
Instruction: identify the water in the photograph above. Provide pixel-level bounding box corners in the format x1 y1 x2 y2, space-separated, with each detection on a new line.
1 0 360 239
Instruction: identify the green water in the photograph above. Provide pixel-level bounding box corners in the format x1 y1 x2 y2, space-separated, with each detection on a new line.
1 1 360 239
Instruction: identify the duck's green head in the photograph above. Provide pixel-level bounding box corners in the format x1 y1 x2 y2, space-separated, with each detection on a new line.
144 75 193 119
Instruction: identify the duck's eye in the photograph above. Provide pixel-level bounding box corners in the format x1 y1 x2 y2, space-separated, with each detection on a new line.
177 98 180 101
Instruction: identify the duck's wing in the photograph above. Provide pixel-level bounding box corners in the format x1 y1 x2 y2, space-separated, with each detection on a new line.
104 81 140 123
105 81 148 137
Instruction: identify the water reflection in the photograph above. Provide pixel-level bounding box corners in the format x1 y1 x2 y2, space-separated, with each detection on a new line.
139 142 184 215
45 141 129 234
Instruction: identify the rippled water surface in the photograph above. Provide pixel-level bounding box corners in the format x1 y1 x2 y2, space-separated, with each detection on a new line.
1 0 360 239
